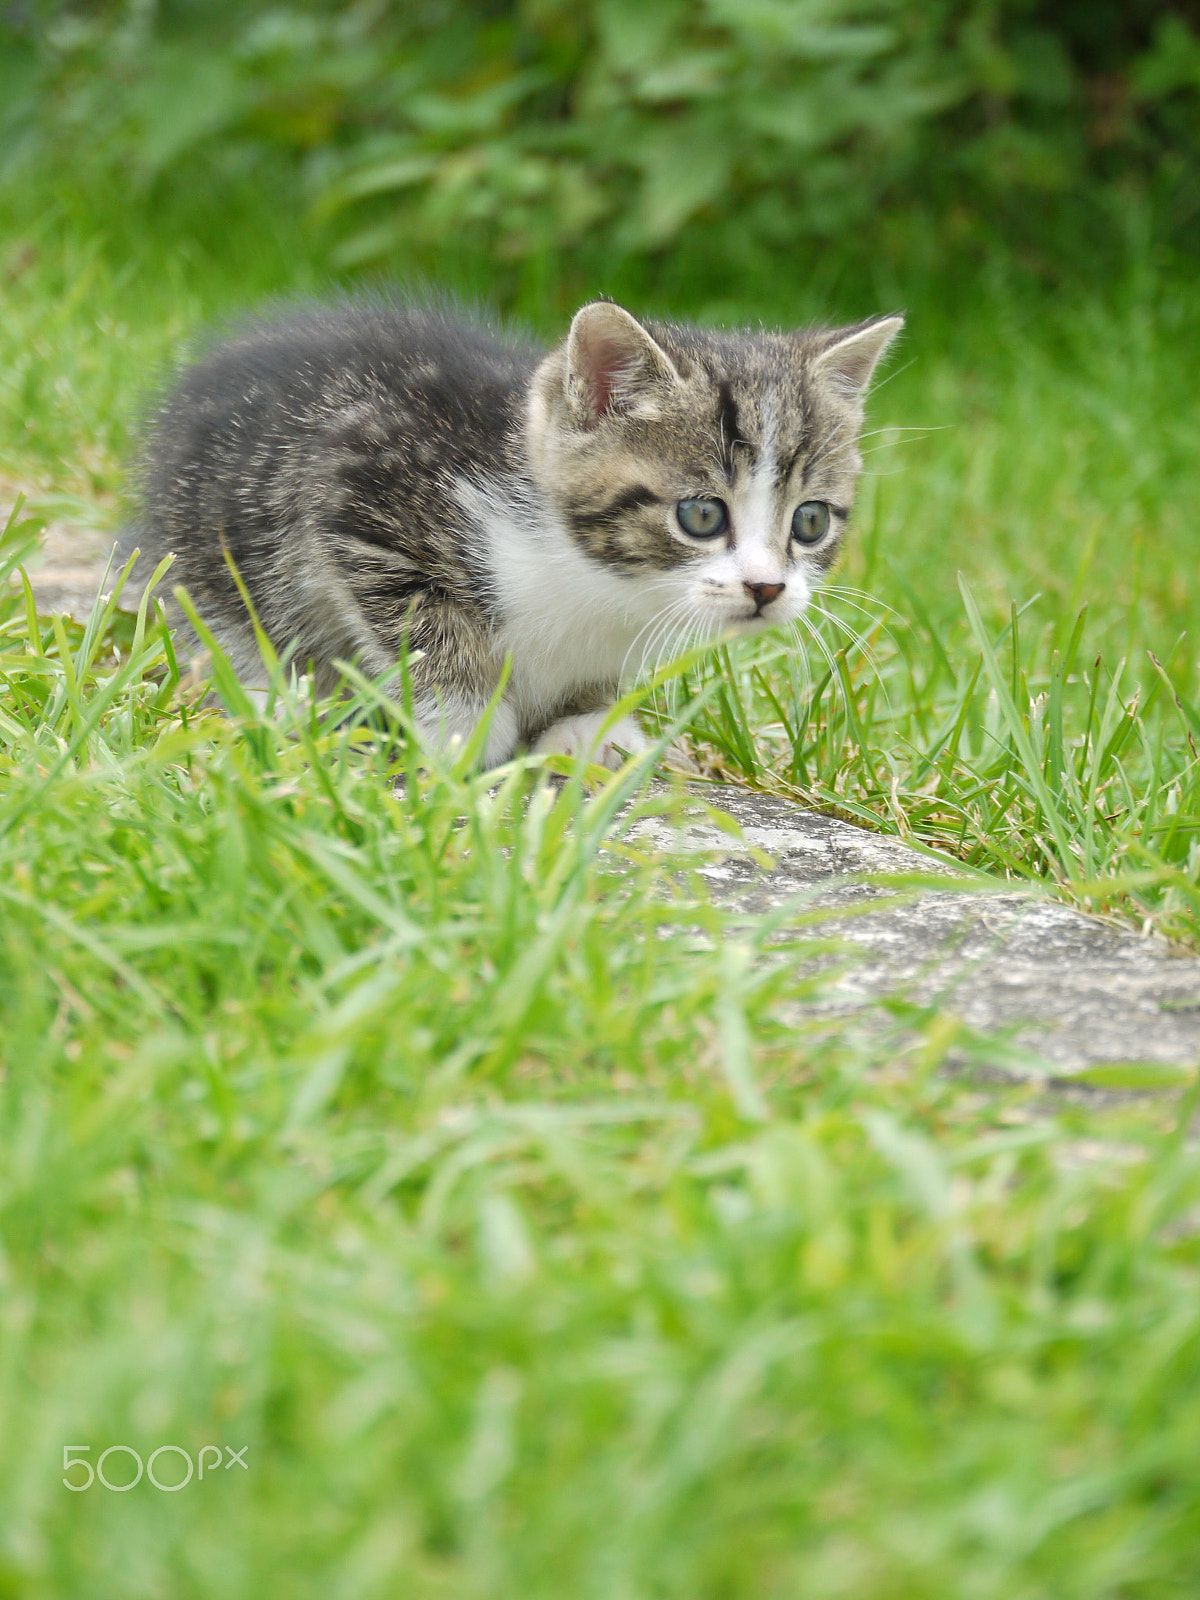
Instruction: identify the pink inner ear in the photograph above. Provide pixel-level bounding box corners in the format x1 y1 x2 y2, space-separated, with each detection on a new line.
588 359 616 423
569 304 675 427
577 325 637 426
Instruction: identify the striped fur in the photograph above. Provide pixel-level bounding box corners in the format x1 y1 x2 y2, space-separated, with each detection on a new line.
125 293 901 766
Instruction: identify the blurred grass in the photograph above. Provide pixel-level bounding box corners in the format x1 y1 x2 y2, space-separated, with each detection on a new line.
3 498 1200 1599
2 113 1200 1599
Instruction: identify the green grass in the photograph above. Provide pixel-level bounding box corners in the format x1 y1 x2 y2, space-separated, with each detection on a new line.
2 185 1200 1598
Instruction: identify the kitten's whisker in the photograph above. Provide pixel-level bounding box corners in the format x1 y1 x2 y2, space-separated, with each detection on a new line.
809 595 895 652
802 436 851 480
821 583 904 623
651 596 701 658
802 607 898 730
808 599 886 663
807 607 893 712
857 437 928 459
628 595 698 689
619 587 687 683
854 423 947 444
793 613 839 681
653 601 705 681
795 428 847 482
638 614 681 686
856 423 940 436
860 353 917 394
641 602 704 724
807 602 876 651
794 610 878 737
802 418 860 480
818 587 906 658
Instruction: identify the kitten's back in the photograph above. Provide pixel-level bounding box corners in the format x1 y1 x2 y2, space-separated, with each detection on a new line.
125 298 542 684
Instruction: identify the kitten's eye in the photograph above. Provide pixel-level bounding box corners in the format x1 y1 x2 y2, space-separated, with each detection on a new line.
791 501 831 546
676 498 728 538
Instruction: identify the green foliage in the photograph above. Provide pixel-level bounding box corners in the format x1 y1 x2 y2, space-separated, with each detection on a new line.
9 0 1200 292
311 0 974 272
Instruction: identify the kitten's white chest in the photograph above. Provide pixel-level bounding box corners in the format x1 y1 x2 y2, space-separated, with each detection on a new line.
452 472 668 721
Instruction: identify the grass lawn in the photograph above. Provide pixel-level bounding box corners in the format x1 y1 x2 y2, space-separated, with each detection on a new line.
1 181 1199 1597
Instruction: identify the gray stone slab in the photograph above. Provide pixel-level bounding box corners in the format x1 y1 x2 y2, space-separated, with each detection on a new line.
639 782 1200 1077
1 497 114 620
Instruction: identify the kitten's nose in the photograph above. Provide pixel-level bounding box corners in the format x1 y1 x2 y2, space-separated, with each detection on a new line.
745 580 785 608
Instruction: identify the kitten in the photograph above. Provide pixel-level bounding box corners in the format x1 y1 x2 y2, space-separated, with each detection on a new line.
126 295 901 767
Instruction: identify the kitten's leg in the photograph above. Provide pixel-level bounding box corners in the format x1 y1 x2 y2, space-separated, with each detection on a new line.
403 607 521 765
412 693 519 768
530 709 647 771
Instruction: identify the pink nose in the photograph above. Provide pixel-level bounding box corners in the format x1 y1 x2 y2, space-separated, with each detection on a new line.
745 581 785 606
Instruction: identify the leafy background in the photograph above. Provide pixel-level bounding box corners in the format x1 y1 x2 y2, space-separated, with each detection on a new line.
8 0 1200 305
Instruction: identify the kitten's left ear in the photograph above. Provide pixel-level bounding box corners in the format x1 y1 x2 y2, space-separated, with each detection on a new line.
565 301 681 427
810 314 905 398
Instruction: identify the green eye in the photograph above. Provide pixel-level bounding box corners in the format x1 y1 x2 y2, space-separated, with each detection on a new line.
791 501 831 545
676 498 728 538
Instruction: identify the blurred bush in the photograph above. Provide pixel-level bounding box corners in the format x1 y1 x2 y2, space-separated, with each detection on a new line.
5 0 1200 284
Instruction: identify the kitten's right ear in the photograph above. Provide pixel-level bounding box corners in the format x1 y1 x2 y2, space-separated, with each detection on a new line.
565 302 680 428
810 314 905 399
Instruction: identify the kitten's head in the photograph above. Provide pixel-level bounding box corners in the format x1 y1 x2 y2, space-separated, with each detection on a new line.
526 300 902 644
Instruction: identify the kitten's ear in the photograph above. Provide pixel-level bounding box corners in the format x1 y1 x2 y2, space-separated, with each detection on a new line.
565 302 681 427
810 314 904 398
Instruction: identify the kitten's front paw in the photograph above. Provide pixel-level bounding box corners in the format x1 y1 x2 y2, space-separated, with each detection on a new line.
531 711 647 771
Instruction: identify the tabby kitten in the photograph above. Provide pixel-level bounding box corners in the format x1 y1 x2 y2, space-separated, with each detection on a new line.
127 295 901 766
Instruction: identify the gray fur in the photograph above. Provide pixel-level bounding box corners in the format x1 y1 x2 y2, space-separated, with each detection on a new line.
125 293 902 764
